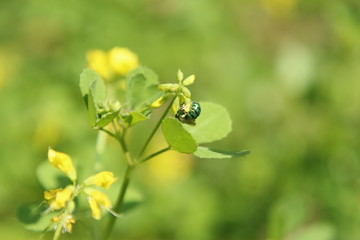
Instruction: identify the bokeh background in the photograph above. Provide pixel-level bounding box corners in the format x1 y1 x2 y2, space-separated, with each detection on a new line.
1 0 360 239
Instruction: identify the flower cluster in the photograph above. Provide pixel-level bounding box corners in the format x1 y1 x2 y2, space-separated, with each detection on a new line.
87 47 139 81
151 69 195 114
44 148 118 235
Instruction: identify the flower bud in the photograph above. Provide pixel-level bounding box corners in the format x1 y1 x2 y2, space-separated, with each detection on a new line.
177 69 184 82
182 75 195 86
158 83 172 92
184 97 192 110
171 97 180 114
67 200 76 213
181 87 191 98
150 94 171 108
169 84 180 92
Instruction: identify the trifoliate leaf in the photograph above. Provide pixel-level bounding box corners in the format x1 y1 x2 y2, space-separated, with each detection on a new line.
184 102 232 143
162 117 197 153
194 146 250 159
79 68 106 105
126 66 161 111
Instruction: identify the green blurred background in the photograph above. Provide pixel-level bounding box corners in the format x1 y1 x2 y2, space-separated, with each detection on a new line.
1 0 360 239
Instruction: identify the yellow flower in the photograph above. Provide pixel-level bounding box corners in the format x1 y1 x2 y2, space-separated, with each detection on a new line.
108 47 139 75
84 188 112 220
87 49 112 80
52 214 76 233
44 185 74 210
48 148 77 182
84 171 117 189
64 215 76 233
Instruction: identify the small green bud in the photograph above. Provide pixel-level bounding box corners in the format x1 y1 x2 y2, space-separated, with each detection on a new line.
158 83 173 92
170 83 180 92
178 93 186 105
183 75 195 86
177 69 184 82
67 201 76 213
110 100 121 112
181 87 191 98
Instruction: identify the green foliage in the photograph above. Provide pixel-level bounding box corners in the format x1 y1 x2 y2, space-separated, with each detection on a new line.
36 161 72 189
17 203 56 232
4 1 360 239
79 68 106 105
184 102 232 144
194 147 250 159
126 66 161 112
121 112 148 126
87 87 97 127
96 111 120 128
162 117 197 153
294 223 335 240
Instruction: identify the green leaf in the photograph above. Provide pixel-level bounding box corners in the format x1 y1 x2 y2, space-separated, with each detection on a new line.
162 117 197 153
126 66 161 111
194 146 250 159
17 203 57 232
79 68 106 105
36 160 72 189
87 87 97 127
294 223 335 240
121 111 148 126
96 111 119 128
184 102 232 144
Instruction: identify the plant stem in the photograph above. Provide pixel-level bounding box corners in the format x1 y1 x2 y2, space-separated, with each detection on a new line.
101 98 174 239
53 223 62 240
139 146 171 163
102 164 133 240
95 131 107 171
137 97 175 159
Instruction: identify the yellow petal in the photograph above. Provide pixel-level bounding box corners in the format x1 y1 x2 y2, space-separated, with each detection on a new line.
84 171 118 189
87 50 112 80
52 186 74 210
44 189 60 200
108 47 139 76
88 198 102 220
64 215 76 233
85 188 112 220
90 190 112 209
48 148 77 182
150 94 171 108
